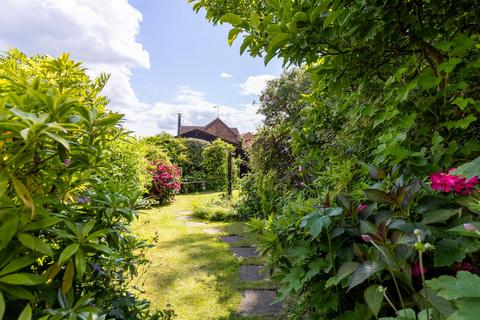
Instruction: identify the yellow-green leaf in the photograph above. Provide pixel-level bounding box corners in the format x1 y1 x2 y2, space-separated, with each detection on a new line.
62 261 75 293
58 243 80 265
17 304 32 320
11 176 35 219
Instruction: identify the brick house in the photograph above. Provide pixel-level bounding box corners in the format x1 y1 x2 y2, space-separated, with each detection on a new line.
177 114 241 147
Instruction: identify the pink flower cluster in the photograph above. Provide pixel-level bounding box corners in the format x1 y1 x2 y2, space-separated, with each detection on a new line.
429 169 478 195
149 161 181 197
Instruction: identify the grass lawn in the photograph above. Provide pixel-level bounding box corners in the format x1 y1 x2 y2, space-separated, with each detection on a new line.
132 192 280 320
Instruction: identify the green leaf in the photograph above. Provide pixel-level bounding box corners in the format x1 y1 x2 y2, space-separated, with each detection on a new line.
62 261 75 293
326 261 359 288
0 172 8 198
220 13 242 26
267 33 290 52
364 284 383 318
422 209 459 224
44 132 70 151
427 271 480 299
18 233 53 256
21 216 62 232
434 239 466 267
0 291 5 320
11 176 35 219
58 243 80 265
0 273 45 286
451 299 480 320
438 57 462 73
249 12 260 30
452 156 480 178
452 97 475 111
240 35 253 55
0 214 18 251
418 68 441 90
0 284 33 301
300 212 330 238
74 249 86 278
17 304 32 320
228 28 241 46
348 261 382 291
0 256 36 277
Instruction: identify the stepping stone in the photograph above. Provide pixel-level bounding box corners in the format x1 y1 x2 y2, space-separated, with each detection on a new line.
239 290 283 316
185 221 207 227
203 228 221 235
240 265 268 281
177 215 193 221
177 210 193 215
220 235 243 243
230 247 259 258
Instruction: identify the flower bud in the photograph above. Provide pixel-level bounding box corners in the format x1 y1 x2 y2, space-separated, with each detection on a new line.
464 223 476 232
361 234 372 242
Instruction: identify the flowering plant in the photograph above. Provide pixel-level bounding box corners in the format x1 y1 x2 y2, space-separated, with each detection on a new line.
429 169 478 195
149 160 181 204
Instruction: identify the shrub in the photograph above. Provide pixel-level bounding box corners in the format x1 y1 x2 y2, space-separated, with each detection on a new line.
0 49 171 319
99 138 151 195
149 161 181 204
202 139 234 191
143 133 187 167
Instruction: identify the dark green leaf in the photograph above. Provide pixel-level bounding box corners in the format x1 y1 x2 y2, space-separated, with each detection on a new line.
0 273 45 286
422 209 459 224
0 256 36 277
348 261 382 291
0 291 4 320
326 261 359 288
0 214 18 251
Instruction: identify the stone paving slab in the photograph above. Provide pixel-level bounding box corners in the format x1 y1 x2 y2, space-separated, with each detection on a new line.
177 216 193 221
220 235 244 243
230 246 259 258
240 265 268 281
203 228 221 235
239 290 282 316
176 210 193 215
185 221 207 227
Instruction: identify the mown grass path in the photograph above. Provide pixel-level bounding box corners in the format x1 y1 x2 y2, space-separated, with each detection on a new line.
132 192 280 320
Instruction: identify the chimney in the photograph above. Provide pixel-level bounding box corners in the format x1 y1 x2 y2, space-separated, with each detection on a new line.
177 113 182 137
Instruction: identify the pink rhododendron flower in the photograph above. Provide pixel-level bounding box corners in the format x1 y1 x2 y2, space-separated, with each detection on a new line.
429 169 479 195
361 234 372 242
412 260 427 277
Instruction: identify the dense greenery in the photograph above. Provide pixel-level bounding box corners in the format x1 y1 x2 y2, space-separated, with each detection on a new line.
192 1 480 319
0 50 173 319
202 139 235 191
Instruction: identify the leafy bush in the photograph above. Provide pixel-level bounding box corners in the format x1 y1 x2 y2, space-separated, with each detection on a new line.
192 1 480 318
99 138 151 195
0 50 172 319
149 161 181 205
234 173 263 220
202 139 234 191
192 194 239 221
143 133 187 167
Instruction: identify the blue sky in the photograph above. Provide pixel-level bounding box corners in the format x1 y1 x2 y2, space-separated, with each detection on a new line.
130 0 282 107
0 0 283 135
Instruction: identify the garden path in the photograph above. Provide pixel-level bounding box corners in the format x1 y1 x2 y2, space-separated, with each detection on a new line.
133 193 284 320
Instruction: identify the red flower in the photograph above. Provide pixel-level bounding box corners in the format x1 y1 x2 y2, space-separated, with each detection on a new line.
357 204 368 212
429 170 479 195
412 260 427 277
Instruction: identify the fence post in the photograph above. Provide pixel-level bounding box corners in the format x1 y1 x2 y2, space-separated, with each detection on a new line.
227 152 232 197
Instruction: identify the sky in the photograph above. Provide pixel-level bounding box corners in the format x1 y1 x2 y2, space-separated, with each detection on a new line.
0 0 283 135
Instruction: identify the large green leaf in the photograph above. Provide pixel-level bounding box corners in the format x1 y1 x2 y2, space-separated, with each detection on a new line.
427 271 480 300
452 299 480 320
0 291 4 320
18 233 53 257
17 304 32 320
74 249 86 278
326 261 359 288
0 256 36 277
434 239 467 267
348 261 383 291
0 273 45 286
422 209 459 225
364 284 383 318
220 13 242 26
452 156 480 178
0 214 18 251
58 243 80 265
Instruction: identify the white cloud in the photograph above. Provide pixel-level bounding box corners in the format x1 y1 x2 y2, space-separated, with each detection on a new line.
0 0 263 136
220 72 232 78
240 74 277 96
